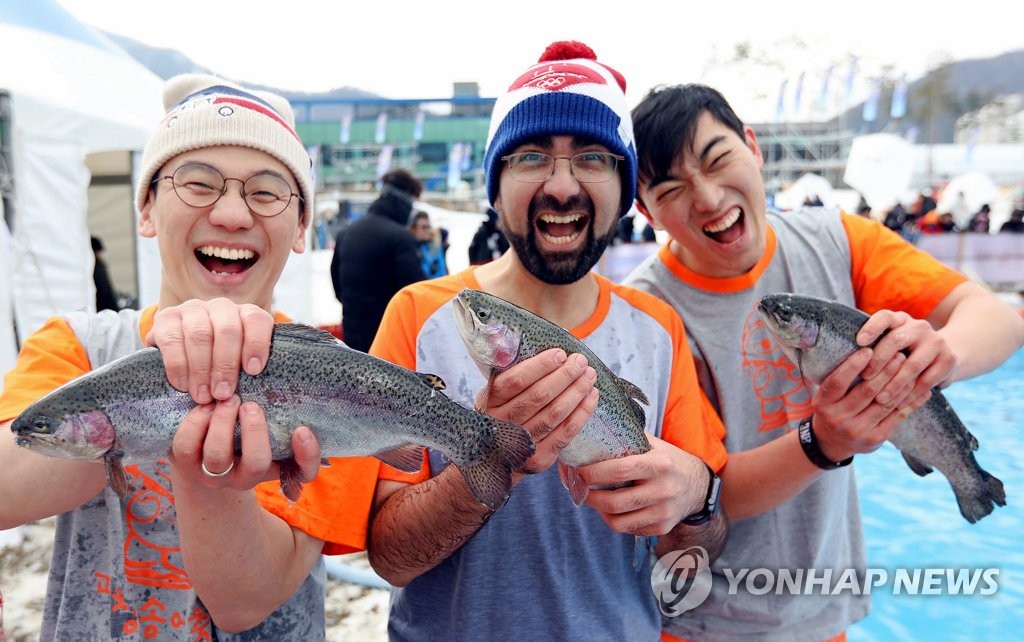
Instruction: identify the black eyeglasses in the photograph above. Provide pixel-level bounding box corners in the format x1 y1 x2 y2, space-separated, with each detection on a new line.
500 151 624 184
151 162 302 217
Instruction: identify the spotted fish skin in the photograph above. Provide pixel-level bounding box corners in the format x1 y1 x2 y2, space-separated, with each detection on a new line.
452 288 651 506
12 323 534 510
757 292 1006 523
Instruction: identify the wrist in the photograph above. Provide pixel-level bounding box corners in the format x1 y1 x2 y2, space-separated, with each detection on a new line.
679 462 722 526
798 416 853 470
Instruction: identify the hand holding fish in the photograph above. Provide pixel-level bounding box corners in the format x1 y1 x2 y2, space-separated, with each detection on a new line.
170 397 323 492
569 434 709 537
810 346 930 462
855 309 958 404
147 298 275 404
473 347 599 480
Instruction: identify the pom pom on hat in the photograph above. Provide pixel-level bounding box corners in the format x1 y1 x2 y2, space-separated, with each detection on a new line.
483 40 636 217
136 74 313 223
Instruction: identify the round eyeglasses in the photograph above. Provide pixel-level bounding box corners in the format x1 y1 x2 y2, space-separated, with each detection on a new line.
500 151 624 184
151 162 303 217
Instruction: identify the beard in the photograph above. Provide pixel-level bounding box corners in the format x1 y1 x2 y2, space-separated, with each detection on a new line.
501 193 619 285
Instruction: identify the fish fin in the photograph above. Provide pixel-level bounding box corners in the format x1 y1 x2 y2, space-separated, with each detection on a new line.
563 463 590 507
320 457 332 467
278 458 305 502
458 419 535 511
900 451 934 476
105 456 129 498
418 373 447 390
633 535 654 572
954 470 1006 524
272 322 344 346
615 374 650 406
375 444 426 473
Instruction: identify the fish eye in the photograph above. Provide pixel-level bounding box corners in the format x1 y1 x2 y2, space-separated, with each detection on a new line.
476 308 489 320
33 417 49 431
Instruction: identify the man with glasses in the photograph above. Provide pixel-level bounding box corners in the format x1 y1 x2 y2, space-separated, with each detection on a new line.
364 41 729 640
0 74 384 638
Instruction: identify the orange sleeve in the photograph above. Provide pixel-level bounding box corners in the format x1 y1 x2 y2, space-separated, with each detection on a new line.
612 285 728 473
255 456 382 555
842 213 967 318
0 317 91 421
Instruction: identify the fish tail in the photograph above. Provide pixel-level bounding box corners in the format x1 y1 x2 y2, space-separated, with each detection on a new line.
955 470 1006 524
459 420 535 511
562 464 589 506
105 456 129 498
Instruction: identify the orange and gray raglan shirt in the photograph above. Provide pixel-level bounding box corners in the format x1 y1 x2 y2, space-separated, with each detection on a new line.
370 269 727 642
0 306 381 641
624 208 968 642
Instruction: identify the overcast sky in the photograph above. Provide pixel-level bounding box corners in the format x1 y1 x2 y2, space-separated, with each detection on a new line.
57 0 1022 122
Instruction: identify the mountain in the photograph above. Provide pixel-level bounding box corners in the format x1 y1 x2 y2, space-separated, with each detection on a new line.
832 49 1024 143
106 32 380 102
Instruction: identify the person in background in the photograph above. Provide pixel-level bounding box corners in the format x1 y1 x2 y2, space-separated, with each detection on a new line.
0 74 382 638
409 210 448 278
90 235 120 311
968 204 991 233
467 206 510 264
330 168 426 351
1000 203 1024 233
367 41 728 640
624 82 1024 641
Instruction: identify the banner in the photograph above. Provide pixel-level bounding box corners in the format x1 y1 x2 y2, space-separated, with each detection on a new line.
413 110 425 142
339 110 353 144
374 112 388 144
774 79 788 124
862 79 880 122
376 145 393 180
816 65 834 112
447 142 464 190
792 71 805 118
843 57 859 107
890 75 908 119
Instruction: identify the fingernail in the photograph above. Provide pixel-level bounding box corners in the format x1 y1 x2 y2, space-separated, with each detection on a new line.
247 357 262 374
553 350 568 364
877 392 890 405
572 353 588 368
177 378 189 393
585 366 597 382
589 388 600 401
197 384 210 401
214 381 232 399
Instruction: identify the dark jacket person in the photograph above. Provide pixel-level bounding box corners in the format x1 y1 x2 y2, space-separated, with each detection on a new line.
330 169 426 351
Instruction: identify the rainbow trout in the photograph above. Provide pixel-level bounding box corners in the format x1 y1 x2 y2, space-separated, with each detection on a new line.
452 288 651 506
757 292 1006 523
12 323 534 510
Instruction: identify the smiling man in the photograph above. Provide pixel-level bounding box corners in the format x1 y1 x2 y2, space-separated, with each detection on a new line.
0 75 382 639
364 42 729 641
623 83 1024 641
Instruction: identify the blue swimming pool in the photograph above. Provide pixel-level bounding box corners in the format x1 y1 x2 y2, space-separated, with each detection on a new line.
848 347 1024 641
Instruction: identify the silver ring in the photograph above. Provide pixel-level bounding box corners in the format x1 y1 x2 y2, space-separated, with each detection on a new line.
201 460 234 478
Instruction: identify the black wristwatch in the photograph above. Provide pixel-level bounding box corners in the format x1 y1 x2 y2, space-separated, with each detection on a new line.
798 416 853 470
679 463 722 526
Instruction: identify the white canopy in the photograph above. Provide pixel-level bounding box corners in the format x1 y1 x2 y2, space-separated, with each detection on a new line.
0 1 164 386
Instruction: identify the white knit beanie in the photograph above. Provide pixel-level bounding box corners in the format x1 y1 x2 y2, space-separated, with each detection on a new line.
136 74 313 223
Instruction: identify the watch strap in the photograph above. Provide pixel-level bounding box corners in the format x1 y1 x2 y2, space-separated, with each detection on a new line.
679 463 722 526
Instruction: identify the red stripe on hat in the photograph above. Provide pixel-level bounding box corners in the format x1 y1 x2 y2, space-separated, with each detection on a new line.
213 97 302 142
509 61 608 92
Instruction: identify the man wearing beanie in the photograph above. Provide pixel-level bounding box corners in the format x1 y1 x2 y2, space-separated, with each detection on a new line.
330 167 427 352
0 74 387 638
365 41 729 640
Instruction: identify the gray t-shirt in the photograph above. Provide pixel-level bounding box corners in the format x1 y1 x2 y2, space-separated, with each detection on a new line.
36 309 327 641
625 208 867 642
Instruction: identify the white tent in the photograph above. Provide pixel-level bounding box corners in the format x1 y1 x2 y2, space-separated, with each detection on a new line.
0 1 164 386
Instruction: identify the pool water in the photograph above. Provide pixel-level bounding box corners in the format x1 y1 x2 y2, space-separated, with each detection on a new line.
848 347 1024 640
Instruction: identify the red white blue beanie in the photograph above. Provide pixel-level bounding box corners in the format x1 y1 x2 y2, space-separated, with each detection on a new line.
136 74 313 223
484 41 636 217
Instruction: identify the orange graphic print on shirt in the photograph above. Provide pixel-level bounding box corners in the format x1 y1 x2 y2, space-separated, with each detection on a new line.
740 304 812 432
